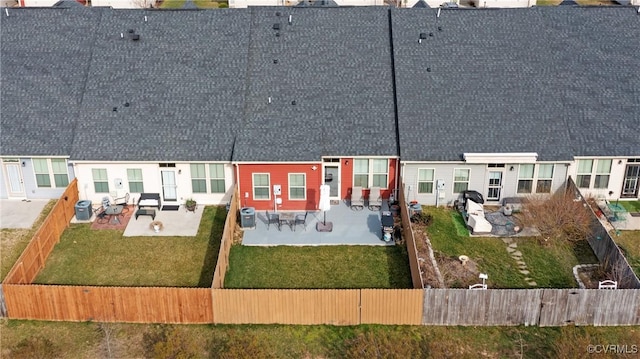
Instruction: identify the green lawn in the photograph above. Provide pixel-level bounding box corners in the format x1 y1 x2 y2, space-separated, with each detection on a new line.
618 200 640 213
224 245 412 289
1 200 56 281
158 0 186 8
423 207 596 288
614 231 640 278
33 206 226 287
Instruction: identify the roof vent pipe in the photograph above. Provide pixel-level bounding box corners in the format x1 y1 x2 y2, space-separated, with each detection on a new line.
5 8 8 17
144 15 148 22
437 8 441 18
288 15 292 25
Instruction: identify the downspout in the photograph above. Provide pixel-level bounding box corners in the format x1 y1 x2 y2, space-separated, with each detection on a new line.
234 163 241 209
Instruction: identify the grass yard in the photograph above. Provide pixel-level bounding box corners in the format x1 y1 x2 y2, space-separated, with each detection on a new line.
2 319 639 359
423 207 596 288
0 200 56 281
614 230 640 278
33 206 226 287
618 200 640 213
224 245 412 289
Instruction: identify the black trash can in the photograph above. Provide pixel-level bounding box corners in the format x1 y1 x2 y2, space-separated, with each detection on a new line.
75 200 92 220
240 207 255 228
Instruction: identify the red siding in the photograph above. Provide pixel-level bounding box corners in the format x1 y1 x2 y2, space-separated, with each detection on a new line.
341 158 398 200
237 163 322 211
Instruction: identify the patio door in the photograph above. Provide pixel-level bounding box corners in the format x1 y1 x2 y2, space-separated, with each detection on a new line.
621 164 640 198
161 170 177 202
486 171 503 201
322 161 340 200
3 162 25 198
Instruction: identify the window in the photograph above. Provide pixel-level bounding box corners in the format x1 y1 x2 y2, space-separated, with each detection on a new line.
453 169 470 193
372 159 388 188
190 164 207 193
417 168 434 194
536 164 554 193
209 164 225 193
353 158 389 189
594 159 612 189
127 169 144 193
51 159 69 187
31 158 69 188
576 159 593 188
517 164 535 193
353 159 369 188
33 159 51 188
253 173 270 200
288 173 306 200
92 169 109 193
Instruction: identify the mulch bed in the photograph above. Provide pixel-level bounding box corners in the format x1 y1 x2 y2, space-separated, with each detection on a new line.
90 206 133 231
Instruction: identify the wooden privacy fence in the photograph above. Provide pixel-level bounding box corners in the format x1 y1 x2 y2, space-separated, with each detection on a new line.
567 178 640 289
212 289 423 325
422 289 640 326
211 186 239 289
3 284 213 324
3 179 78 284
398 183 424 289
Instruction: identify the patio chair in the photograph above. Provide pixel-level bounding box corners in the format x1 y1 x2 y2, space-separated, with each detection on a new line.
266 210 280 231
93 205 109 224
113 192 130 213
368 186 382 211
294 212 308 231
350 186 364 210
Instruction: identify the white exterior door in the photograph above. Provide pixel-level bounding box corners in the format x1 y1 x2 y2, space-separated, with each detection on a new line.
487 170 503 201
4 162 25 198
161 170 177 202
323 164 340 200
622 164 640 198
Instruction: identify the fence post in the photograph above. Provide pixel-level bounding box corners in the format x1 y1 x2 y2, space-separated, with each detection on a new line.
0 284 6 318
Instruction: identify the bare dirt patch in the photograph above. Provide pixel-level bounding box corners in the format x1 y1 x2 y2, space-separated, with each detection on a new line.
436 253 481 289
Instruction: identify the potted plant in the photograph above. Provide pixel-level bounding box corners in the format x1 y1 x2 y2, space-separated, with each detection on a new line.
185 198 197 212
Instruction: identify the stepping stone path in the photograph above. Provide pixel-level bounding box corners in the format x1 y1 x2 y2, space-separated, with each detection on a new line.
502 237 538 287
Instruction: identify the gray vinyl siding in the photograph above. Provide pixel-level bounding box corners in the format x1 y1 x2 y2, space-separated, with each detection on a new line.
402 162 569 206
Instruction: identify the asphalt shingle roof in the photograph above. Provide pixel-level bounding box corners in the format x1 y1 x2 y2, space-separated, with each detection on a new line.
1 7 99 157
71 9 251 161
392 7 640 162
232 7 398 162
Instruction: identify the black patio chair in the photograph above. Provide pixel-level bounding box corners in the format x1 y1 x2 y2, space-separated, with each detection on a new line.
266 210 280 231
294 212 308 231
93 205 109 224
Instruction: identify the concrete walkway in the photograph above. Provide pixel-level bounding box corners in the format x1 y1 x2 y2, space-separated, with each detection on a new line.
0 199 49 229
123 205 204 237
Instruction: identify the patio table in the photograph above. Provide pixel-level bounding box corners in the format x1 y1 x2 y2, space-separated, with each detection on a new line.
105 205 123 224
278 212 295 231
607 203 628 222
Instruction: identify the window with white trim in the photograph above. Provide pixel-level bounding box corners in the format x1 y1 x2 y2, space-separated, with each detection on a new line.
127 169 144 193
253 173 270 200
453 169 470 193
92 168 109 193
288 173 306 200
536 164 554 193
517 164 535 194
32 158 69 188
576 159 593 188
209 164 225 193
594 159 612 189
417 168 434 194
353 158 388 189
190 164 207 193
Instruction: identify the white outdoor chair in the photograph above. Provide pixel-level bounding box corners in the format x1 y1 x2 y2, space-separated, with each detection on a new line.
368 186 382 211
350 186 364 210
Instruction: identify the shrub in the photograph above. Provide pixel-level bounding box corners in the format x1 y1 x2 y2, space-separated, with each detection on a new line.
10 336 61 359
142 324 201 359
209 329 276 359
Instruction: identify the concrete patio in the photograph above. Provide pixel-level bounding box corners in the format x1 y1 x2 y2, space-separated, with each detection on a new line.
241 201 396 246
0 199 49 229
122 205 204 237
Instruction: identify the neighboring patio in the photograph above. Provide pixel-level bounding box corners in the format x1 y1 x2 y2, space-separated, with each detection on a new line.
241 201 396 246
